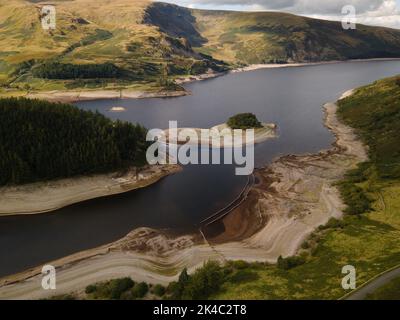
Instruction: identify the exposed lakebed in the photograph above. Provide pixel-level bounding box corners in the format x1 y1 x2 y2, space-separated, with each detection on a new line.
1 60 400 278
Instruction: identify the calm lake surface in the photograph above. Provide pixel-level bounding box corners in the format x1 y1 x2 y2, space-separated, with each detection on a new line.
1 60 400 277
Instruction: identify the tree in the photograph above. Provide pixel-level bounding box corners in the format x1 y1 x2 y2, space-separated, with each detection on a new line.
110 278 134 299
152 284 166 297
131 282 149 299
227 113 263 129
181 261 223 300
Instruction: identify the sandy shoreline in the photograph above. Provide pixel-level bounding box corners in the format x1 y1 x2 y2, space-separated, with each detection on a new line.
231 57 400 73
22 89 188 104
0 88 368 299
176 58 400 85
160 122 277 147
0 165 181 216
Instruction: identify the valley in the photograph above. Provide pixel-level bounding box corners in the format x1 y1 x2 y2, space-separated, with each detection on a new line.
2 0 400 97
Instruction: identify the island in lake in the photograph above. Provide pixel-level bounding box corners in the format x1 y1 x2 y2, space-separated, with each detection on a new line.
160 113 277 147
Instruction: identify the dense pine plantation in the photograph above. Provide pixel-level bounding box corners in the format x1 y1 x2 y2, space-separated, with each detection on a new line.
32 62 128 80
0 98 149 186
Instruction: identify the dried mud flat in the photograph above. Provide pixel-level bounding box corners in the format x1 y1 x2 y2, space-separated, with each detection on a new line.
0 165 181 216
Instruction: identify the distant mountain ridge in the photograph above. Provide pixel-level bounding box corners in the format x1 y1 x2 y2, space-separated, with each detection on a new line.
1 0 400 93
145 2 400 64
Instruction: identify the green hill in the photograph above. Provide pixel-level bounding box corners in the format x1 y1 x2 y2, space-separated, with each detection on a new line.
2 0 400 94
191 8 400 64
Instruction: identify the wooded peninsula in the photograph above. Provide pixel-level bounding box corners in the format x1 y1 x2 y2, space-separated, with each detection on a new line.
0 98 149 186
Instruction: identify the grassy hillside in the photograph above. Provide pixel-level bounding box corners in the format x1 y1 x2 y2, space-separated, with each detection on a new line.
143 2 400 65
192 9 400 64
2 0 400 94
0 0 225 94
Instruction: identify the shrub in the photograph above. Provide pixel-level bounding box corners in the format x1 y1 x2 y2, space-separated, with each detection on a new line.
167 262 225 300
301 241 310 250
109 278 135 299
152 284 166 297
227 269 259 284
84 278 134 299
325 218 345 229
277 255 306 270
231 260 250 270
166 281 182 299
131 282 149 299
85 284 97 294
120 290 135 300
181 261 224 300
338 182 372 215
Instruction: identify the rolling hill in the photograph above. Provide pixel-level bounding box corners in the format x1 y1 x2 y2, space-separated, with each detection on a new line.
1 0 400 94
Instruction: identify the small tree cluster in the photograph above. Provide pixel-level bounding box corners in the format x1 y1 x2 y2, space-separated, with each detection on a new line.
227 113 263 129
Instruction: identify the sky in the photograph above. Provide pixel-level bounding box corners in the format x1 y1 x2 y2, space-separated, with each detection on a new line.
163 0 400 29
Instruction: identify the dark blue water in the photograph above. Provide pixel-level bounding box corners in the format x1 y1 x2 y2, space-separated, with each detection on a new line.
1 60 400 277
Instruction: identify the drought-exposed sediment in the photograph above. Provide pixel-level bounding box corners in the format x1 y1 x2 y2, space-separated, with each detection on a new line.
161 122 277 147
0 89 368 299
23 89 188 104
0 165 181 216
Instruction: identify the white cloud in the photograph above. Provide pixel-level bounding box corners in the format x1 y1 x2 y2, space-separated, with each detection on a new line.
164 0 400 29
304 0 400 29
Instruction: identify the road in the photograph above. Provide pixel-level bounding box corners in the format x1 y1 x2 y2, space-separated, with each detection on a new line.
346 266 400 300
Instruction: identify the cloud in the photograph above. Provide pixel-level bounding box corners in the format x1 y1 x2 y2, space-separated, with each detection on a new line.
164 0 400 29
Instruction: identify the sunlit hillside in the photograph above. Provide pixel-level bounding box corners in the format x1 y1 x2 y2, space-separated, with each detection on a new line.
2 0 400 93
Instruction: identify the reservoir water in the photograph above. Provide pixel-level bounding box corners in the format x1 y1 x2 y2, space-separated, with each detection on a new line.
1 60 400 277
